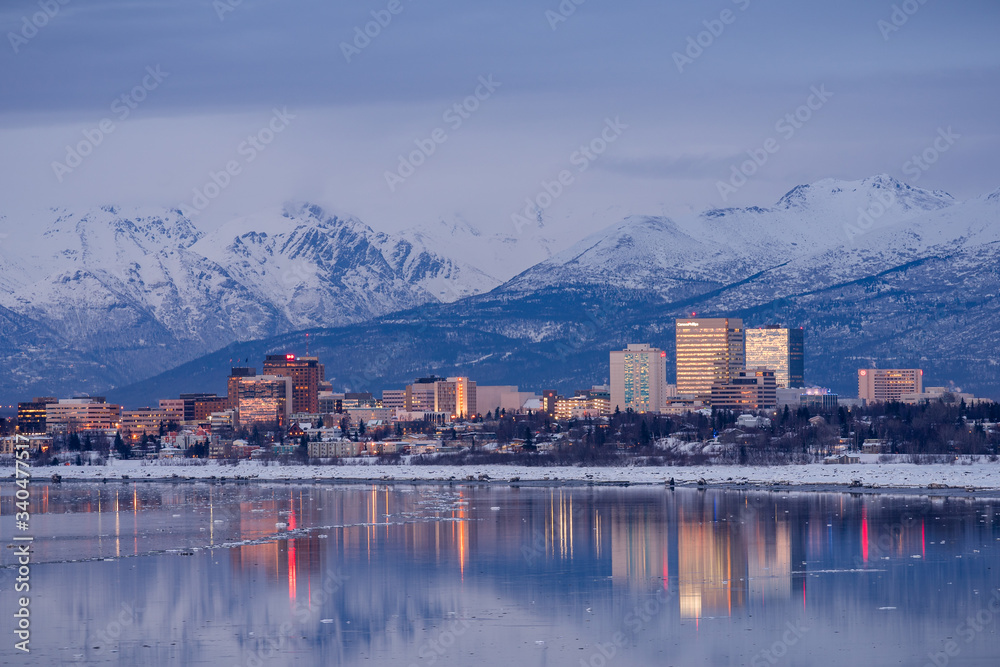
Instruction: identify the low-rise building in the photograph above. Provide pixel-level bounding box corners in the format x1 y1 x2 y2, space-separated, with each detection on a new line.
476 386 539 415
121 407 168 439
45 398 122 433
736 414 771 429
158 399 185 424
710 368 777 410
862 439 888 454
900 386 993 406
0 434 52 454
800 388 839 411
824 454 861 464
308 440 363 458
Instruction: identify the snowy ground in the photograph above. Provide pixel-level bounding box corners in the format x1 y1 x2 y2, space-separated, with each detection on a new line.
35 458 1000 492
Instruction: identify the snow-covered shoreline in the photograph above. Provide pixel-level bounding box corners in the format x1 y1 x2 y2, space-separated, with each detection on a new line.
34 459 1000 493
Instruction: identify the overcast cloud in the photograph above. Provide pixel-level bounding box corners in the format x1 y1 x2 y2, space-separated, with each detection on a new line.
0 0 997 240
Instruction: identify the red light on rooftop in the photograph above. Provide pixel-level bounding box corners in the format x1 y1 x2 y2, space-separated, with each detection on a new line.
660 351 666 358
286 354 295 361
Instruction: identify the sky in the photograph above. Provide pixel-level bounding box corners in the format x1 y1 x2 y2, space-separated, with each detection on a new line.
1 0 997 242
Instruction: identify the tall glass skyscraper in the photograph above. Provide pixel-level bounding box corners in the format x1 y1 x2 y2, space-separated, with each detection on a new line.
675 318 746 401
745 326 805 388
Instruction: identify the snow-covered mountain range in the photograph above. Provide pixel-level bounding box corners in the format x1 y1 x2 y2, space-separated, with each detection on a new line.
3 175 998 405
0 203 548 401
503 175 960 297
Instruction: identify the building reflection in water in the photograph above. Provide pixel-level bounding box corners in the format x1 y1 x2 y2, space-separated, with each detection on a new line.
2 483 939 628
207 486 936 622
608 492 797 620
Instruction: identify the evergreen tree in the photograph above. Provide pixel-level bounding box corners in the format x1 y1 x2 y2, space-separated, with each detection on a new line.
113 433 131 460
523 425 536 451
640 420 652 447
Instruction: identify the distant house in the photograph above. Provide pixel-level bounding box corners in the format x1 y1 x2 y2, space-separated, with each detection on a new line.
862 439 887 454
824 454 861 465
736 414 771 429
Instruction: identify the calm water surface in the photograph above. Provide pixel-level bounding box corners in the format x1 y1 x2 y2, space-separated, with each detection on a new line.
2 481 999 666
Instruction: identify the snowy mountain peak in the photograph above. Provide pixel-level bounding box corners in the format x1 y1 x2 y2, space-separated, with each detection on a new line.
775 174 955 213
42 205 203 253
280 202 372 235
701 205 771 219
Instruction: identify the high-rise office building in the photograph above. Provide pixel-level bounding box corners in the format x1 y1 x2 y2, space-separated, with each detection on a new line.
858 369 922 403
541 390 560 417
263 354 325 414
745 326 804 388
236 375 293 427
435 377 477 418
228 367 257 410
16 397 57 434
400 376 477 417
610 344 668 413
405 377 443 412
675 318 745 401
381 390 406 414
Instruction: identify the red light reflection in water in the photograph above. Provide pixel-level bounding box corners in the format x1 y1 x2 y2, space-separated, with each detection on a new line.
288 490 297 602
861 505 869 564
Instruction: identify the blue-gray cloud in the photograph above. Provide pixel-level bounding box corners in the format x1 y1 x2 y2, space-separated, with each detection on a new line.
0 0 997 239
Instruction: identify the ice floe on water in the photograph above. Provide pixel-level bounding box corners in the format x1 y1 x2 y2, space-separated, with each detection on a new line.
43 459 1000 493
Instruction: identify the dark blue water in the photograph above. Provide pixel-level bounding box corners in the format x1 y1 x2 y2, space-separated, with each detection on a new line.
2 482 999 666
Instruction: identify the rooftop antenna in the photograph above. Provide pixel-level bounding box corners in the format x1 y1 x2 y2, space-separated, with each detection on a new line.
306 332 310 356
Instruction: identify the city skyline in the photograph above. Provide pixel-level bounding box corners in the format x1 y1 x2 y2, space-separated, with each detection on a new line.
2 3 997 665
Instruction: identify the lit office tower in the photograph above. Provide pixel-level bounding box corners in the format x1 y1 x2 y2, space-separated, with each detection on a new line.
236 375 293 427
435 377 478 418
610 344 668 413
745 326 805 388
262 354 325 414
675 318 745 401
858 369 922 403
